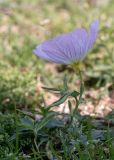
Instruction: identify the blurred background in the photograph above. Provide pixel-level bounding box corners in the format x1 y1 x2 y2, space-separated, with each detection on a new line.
0 0 114 116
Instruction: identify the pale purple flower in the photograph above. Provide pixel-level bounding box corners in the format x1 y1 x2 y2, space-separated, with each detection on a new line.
33 20 99 64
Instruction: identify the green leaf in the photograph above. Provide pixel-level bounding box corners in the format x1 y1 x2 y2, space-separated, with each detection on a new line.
68 100 72 114
19 117 34 130
42 86 61 93
80 82 84 98
35 112 56 132
63 74 68 91
16 109 34 118
9 129 33 142
46 119 64 128
46 141 54 160
50 94 69 107
71 91 80 98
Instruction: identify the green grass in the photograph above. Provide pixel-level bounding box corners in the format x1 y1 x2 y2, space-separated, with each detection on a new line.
0 0 114 159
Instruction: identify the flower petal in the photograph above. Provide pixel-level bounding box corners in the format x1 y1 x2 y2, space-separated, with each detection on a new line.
42 37 71 64
33 42 70 64
69 28 88 60
33 20 99 64
33 44 50 60
87 19 99 51
42 28 88 63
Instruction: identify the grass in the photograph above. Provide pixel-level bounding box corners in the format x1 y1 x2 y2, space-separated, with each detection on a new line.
0 0 114 159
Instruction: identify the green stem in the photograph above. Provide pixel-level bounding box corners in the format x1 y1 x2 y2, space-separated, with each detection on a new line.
14 103 19 152
34 131 39 151
71 69 84 121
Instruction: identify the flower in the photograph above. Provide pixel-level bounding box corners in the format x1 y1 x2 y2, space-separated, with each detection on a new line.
33 20 99 64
